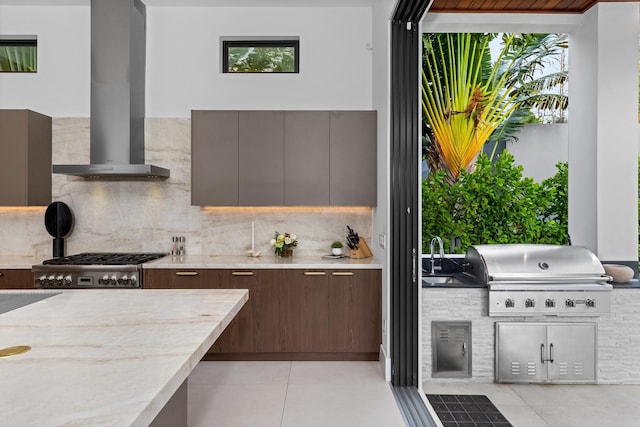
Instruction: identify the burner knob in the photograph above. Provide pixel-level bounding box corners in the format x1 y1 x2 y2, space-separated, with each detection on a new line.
586 298 596 308
37 275 47 285
64 275 72 286
55 275 64 285
130 275 137 285
525 298 535 308
565 298 575 308
99 275 109 285
505 298 515 308
120 275 130 285
47 275 56 285
545 298 556 308
110 276 118 285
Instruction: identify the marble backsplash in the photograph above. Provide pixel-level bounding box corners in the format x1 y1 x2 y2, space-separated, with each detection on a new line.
0 118 373 259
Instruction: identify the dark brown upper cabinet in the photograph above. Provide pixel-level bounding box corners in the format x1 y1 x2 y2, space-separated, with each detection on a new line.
191 110 377 206
0 109 52 206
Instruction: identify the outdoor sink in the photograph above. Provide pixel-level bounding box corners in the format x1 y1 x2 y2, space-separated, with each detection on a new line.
422 275 468 286
424 275 457 283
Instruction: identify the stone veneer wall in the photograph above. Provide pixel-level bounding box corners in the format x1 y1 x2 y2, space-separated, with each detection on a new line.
0 118 372 259
422 288 640 385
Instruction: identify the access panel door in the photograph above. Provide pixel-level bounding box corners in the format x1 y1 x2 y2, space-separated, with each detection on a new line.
546 323 596 383
496 323 547 383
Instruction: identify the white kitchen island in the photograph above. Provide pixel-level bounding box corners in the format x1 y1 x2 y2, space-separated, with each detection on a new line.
0 288 248 427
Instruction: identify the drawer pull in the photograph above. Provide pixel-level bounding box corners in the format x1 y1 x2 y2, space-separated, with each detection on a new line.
0 272 3 277
175 271 199 276
304 271 326 276
232 271 254 276
332 272 354 276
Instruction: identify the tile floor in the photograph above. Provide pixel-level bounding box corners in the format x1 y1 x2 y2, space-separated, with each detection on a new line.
423 382 640 427
187 361 406 427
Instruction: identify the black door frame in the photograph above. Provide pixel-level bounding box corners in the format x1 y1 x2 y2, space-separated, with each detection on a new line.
389 0 431 387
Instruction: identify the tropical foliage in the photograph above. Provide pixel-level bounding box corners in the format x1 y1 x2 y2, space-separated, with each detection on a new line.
227 46 296 73
422 32 568 182
0 45 37 72
422 151 568 254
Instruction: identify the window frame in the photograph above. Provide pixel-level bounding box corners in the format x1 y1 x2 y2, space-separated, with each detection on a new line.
222 39 300 74
0 37 38 73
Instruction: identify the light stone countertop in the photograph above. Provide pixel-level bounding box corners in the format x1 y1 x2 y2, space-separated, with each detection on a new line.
0 255 43 268
144 254 383 269
0 288 248 427
0 254 383 269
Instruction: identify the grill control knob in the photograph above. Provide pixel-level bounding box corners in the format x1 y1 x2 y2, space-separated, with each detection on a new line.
586 298 596 308
100 275 109 285
565 298 576 308
47 275 56 285
525 298 535 308
110 276 118 285
505 298 515 308
37 275 47 285
64 275 72 286
130 275 137 285
55 275 64 286
120 275 130 285
545 298 556 308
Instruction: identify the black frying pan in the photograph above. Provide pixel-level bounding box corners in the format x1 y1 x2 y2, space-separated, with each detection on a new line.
45 202 74 257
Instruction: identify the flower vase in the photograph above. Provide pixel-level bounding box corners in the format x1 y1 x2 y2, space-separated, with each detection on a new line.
278 248 293 258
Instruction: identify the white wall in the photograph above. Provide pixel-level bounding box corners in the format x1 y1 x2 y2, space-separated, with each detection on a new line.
568 3 639 261
0 4 380 258
147 6 374 116
0 5 90 115
423 7 640 263
371 0 394 380
0 4 374 117
507 123 568 183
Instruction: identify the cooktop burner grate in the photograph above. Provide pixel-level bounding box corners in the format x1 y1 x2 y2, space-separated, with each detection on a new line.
42 252 167 266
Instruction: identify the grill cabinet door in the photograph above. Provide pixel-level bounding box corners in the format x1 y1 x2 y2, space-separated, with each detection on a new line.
546 324 596 382
496 323 547 383
432 321 471 377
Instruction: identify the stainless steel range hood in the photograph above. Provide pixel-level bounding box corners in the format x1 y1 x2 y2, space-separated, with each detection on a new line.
53 0 169 179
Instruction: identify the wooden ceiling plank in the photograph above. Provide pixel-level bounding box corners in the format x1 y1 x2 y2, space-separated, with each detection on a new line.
428 0 633 13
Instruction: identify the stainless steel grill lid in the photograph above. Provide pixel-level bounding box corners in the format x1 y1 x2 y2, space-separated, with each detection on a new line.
465 244 610 285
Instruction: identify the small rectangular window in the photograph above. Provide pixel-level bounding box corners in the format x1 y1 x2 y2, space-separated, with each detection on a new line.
222 38 299 73
0 37 37 73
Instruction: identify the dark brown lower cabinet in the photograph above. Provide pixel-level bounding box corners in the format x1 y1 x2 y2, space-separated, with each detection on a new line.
0 269 34 289
144 268 381 361
328 269 381 353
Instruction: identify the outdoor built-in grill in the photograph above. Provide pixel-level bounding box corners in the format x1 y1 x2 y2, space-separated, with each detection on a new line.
464 244 613 317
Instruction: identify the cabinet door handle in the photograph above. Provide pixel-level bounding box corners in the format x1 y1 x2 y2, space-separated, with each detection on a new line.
304 271 326 276
231 271 254 276
549 343 554 363
0 272 3 277
331 271 354 276
540 344 545 364
175 271 199 276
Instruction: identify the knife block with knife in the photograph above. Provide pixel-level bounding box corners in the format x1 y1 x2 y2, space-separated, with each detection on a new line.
346 225 373 259
349 237 373 259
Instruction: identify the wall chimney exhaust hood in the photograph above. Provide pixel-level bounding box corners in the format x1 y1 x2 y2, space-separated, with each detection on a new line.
53 0 169 179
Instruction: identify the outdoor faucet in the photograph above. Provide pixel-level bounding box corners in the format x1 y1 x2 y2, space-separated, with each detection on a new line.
429 236 444 275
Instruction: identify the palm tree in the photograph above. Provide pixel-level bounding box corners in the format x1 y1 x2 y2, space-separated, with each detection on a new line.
422 32 568 182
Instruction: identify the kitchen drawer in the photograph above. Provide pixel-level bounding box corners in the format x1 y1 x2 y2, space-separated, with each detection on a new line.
0 269 35 289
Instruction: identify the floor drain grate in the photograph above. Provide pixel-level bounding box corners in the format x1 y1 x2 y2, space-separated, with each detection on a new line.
425 394 513 427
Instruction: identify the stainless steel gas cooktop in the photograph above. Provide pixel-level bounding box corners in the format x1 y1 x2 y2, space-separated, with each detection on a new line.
33 252 167 289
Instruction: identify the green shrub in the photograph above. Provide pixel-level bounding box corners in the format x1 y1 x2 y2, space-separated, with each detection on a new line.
422 151 568 254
